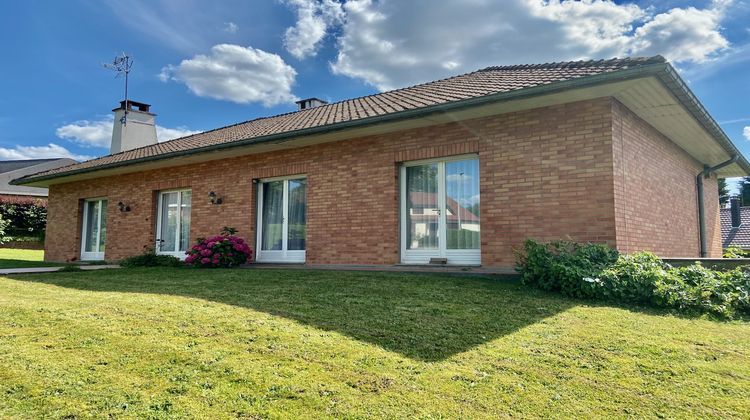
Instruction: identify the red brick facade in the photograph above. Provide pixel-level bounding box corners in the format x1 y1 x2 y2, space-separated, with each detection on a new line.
611 100 721 257
44 97 721 266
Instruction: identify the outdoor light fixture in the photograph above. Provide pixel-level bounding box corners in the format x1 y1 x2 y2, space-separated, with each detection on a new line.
117 201 131 212
208 191 223 205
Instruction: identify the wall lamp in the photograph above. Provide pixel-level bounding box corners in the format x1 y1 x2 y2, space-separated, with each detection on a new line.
117 201 131 212
208 191 223 205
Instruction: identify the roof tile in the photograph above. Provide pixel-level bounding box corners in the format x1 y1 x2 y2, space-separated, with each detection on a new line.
23 56 666 181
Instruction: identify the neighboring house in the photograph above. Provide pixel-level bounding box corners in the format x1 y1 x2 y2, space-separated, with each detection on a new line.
720 197 750 249
0 159 77 202
12 56 750 267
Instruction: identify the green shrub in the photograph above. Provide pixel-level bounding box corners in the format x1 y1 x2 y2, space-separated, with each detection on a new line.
516 240 619 298
723 246 750 258
598 252 668 304
516 239 750 319
653 264 750 318
120 250 183 268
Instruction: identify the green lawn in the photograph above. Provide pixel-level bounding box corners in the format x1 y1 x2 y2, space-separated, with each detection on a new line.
0 268 748 418
0 248 63 269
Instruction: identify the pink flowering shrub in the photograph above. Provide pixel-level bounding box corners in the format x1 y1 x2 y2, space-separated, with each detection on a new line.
185 227 252 268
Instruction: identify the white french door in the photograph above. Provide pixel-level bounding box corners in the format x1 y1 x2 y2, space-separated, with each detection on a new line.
400 156 481 265
81 198 107 261
256 176 307 263
156 189 192 258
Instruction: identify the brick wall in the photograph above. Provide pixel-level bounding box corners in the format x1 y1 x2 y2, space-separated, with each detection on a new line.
611 99 721 257
44 97 714 266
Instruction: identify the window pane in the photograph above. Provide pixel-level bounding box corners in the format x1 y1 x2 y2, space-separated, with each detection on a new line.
445 159 480 249
99 200 108 253
406 164 439 249
179 191 191 252
84 201 99 253
261 181 284 250
287 179 306 251
159 192 178 252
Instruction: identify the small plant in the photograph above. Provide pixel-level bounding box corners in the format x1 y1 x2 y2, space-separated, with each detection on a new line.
185 227 252 268
120 247 183 268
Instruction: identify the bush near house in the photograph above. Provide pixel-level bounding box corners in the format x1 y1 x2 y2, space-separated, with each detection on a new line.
185 227 253 268
517 240 750 319
119 249 183 268
723 246 750 258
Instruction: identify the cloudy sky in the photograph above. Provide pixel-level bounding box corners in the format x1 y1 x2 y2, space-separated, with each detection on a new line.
1 0 748 186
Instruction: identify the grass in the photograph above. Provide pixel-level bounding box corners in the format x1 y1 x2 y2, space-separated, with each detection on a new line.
0 268 748 418
0 248 63 269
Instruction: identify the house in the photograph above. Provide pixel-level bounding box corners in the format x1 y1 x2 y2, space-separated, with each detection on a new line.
0 158 77 202
720 197 750 250
12 56 749 267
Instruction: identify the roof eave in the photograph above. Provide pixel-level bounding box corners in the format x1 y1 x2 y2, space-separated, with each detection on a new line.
653 63 750 175
13 61 749 186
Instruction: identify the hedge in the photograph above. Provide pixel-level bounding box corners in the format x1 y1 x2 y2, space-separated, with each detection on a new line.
516 240 750 319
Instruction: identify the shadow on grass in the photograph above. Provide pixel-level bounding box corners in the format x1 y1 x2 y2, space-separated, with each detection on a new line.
9 268 574 361
0 259 65 269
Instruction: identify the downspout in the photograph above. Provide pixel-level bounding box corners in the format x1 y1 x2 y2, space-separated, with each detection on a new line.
697 156 738 257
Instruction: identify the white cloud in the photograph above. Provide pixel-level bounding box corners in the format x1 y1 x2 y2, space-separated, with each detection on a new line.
223 22 239 34
278 0 735 90
160 44 298 106
56 116 201 148
627 3 729 62
744 126 750 141
282 0 344 59
156 125 202 141
55 119 112 148
0 144 93 161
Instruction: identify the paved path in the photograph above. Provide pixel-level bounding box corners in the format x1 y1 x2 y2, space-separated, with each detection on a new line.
0 265 120 275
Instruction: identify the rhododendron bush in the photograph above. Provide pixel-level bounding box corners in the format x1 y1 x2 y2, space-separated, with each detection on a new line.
185 227 252 268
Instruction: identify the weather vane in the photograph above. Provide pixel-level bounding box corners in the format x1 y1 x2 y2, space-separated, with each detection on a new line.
103 53 134 125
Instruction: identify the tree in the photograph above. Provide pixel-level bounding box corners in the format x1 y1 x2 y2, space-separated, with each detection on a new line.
740 177 750 206
718 178 730 206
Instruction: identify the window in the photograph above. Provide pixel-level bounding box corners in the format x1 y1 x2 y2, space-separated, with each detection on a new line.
156 189 192 258
401 156 480 265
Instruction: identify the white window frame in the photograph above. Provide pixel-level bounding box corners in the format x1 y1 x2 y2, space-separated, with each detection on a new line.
80 198 107 261
156 189 192 259
400 154 481 265
256 175 307 263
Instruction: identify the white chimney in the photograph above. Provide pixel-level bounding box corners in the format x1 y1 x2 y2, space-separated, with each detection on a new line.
110 100 158 154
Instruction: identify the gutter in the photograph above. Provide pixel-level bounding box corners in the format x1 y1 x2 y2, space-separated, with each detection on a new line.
696 156 738 257
12 61 750 186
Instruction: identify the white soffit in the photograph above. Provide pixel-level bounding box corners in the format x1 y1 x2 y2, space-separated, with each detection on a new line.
613 77 742 177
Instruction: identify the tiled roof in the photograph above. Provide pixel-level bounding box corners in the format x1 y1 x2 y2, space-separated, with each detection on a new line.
720 207 750 248
22 56 666 181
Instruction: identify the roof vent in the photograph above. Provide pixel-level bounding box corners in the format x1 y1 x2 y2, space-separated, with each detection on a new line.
295 97 327 111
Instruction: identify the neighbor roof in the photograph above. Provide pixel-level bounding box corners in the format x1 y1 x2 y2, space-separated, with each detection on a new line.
14 55 750 185
0 159 60 175
0 158 78 196
720 207 750 249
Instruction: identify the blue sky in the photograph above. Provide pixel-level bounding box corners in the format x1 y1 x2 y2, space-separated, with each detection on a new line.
1 0 748 188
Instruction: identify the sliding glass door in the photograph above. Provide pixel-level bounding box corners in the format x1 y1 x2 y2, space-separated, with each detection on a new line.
256 177 306 263
81 198 107 261
156 189 192 258
401 156 480 265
